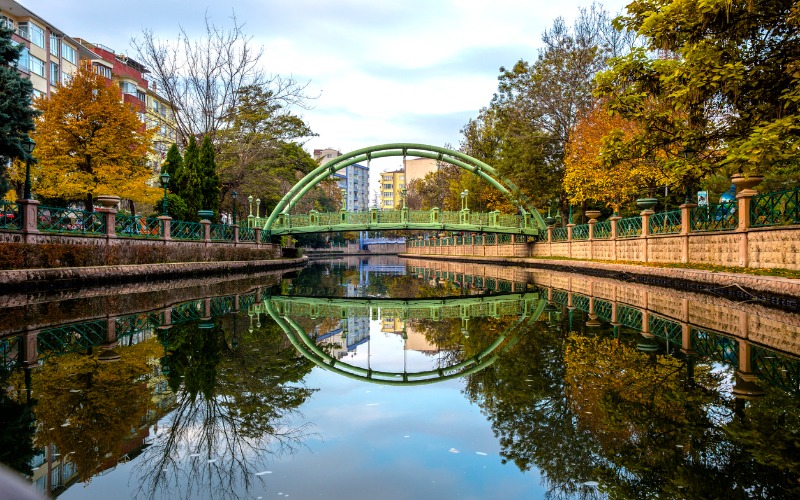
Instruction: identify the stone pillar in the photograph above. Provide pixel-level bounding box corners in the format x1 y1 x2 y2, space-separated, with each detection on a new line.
158 216 172 240
640 209 653 263
254 227 262 247
18 198 40 244
97 207 117 242
233 224 240 245
99 315 120 362
736 187 758 268
20 328 39 367
567 224 574 258
609 216 621 261
201 219 211 245
679 203 696 263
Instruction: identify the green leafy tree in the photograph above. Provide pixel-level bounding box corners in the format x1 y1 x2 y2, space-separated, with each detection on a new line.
0 23 38 197
199 135 220 221
162 143 183 193
595 0 800 194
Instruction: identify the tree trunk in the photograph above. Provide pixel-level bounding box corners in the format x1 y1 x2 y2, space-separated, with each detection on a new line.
86 193 94 211
128 199 136 217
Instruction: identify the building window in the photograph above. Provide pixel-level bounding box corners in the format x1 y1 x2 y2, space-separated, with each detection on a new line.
94 64 112 79
49 62 59 86
61 44 77 64
32 88 44 99
384 200 392 206
120 81 137 95
29 55 45 77
0 15 13 31
62 71 70 84
136 90 146 101
49 34 59 57
15 43 29 72
23 22 45 48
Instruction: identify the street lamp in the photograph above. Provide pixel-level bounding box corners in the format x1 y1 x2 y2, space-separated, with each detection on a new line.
460 189 469 210
21 136 35 200
401 188 407 209
159 171 170 216
232 191 238 225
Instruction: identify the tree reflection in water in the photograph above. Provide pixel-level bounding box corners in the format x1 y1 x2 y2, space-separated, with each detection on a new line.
132 313 316 499
464 307 800 499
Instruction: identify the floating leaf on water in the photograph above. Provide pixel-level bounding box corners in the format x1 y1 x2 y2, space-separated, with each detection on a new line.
207 459 217 463
583 481 599 487
255 471 272 476
403 435 410 438
449 448 460 454
366 403 379 406
476 452 488 456
189 453 200 457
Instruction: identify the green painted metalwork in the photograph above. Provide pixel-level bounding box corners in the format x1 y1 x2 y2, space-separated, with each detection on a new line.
751 346 800 395
649 209 682 235
1 336 20 368
551 227 568 241
38 205 105 235
171 300 204 323
571 294 590 312
617 216 642 238
572 224 589 240
649 315 682 345
550 289 568 305
692 328 738 364
263 143 546 236
210 223 234 241
690 203 737 232
171 220 204 240
617 305 643 329
38 320 107 358
211 296 235 316
594 299 613 322
751 187 799 227
261 293 546 386
115 214 163 238
593 220 611 239
239 226 256 242
0 201 21 230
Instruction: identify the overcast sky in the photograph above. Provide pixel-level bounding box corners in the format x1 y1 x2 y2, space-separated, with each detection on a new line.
22 0 630 191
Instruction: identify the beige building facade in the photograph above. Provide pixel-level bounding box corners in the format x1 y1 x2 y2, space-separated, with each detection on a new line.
1 0 97 99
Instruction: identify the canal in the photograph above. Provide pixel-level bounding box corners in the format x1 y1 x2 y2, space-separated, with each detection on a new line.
1 256 799 499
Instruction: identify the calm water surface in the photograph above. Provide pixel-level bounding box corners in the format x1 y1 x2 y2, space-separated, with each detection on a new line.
1 256 799 499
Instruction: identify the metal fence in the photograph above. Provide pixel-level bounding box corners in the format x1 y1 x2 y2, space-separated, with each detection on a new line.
751 187 799 227
649 209 682 235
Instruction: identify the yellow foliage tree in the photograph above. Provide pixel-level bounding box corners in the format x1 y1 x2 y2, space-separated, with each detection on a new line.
30 62 158 208
563 102 667 212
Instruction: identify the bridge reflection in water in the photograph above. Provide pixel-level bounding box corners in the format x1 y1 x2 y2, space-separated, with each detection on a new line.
254 293 546 385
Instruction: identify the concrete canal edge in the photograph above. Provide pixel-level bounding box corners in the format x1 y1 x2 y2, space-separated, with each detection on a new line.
0 256 308 291
398 253 800 310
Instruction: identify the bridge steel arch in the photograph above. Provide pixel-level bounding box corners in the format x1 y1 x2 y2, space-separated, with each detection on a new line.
261 294 547 386
263 143 547 235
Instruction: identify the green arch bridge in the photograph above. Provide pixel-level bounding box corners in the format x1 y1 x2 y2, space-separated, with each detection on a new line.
253 143 547 237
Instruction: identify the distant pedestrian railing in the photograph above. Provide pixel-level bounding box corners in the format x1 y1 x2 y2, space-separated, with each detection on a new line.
38 205 105 235
115 214 162 238
649 209 682 235
171 220 204 241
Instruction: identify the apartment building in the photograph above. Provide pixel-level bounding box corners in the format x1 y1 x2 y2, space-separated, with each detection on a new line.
313 148 369 212
1 0 97 98
379 169 403 209
379 157 439 209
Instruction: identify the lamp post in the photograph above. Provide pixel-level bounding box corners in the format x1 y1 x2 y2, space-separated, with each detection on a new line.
401 188 407 209
232 191 237 225
460 189 469 210
21 136 35 199
159 171 170 216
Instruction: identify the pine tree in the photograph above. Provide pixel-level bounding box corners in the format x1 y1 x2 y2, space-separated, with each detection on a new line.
162 143 183 194
198 135 220 221
0 23 38 196
176 136 202 220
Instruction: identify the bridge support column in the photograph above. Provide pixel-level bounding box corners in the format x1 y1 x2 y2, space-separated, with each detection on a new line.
158 216 172 240
640 209 653 263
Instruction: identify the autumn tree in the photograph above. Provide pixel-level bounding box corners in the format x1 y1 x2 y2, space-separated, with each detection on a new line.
563 102 667 212
595 0 800 194
0 22 38 197
31 62 156 209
